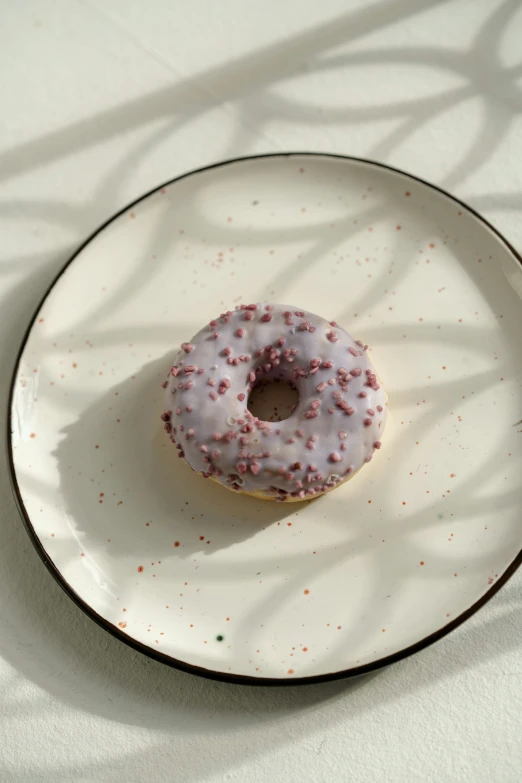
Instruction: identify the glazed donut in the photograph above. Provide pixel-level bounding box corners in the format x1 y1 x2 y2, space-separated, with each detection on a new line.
161 304 387 501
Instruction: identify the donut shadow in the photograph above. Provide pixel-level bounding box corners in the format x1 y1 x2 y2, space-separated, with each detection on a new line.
54 353 304 565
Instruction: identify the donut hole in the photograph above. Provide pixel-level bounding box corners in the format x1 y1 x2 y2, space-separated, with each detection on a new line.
247 378 299 422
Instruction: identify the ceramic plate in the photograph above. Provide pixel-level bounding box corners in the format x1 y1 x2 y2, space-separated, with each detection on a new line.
9 154 522 685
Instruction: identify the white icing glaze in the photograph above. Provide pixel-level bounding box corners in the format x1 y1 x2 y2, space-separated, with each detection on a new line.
162 304 387 500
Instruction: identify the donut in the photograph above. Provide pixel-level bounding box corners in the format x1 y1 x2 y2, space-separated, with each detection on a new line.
161 304 387 501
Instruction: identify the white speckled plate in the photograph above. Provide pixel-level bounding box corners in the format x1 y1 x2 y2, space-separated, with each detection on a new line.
9 154 522 684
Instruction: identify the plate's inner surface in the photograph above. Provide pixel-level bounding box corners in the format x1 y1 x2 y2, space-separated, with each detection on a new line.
11 155 522 679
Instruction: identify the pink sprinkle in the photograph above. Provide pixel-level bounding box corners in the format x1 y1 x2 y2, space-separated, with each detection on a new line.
327 331 339 342
329 452 342 462
181 343 193 353
246 304 257 311
285 318 294 326
187 427 195 436
185 405 193 413
211 450 220 460
261 313 272 322
237 461 247 474
310 400 320 410
365 454 373 463
322 360 333 369
250 462 261 475
209 320 218 328
345 466 354 475
377 405 383 412
296 428 304 437
298 322 310 331
237 393 245 401
184 381 193 390
277 337 285 347
264 363 272 372
200 445 208 453
330 321 337 327
328 407 335 414
207 378 216 386
351 368 362 377
345 407 355 416
294 311 305 317
304 411 318 419
367 408 375 416
170 367 179 377
359 391 367 398
364 418 372 426
306 440 315 450
333 391 343 400
248 371 256 383
175 407 182 415
286 472 295 481
223 347 232 356
265 304 273 311
316 382 327 392
339 431 347 439
213 332 220 339
209 391 218 400
235 328 245 338
348 346 358 356
308 464 317 472
373 441 382 449
184 365 196 374
340 443 347 451
197 368 204 374
244 311 253 321
327 378 336 386
160 412 171 422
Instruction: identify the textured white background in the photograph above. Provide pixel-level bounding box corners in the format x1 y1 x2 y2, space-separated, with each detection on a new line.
1 1 521 781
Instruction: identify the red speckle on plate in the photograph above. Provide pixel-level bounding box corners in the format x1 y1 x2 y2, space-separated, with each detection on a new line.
118 622 127 629
174 541 180 548
303 589 310 595
137 565 144 573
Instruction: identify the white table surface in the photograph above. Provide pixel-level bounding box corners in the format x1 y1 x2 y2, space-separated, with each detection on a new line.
1 1 521 781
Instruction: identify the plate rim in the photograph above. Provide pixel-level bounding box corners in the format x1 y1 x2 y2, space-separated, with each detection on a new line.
7 151 522 687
